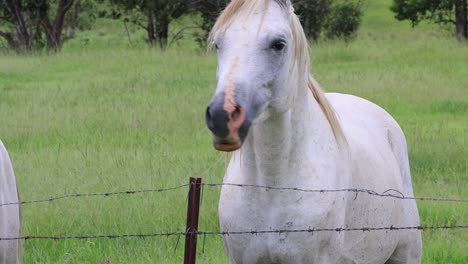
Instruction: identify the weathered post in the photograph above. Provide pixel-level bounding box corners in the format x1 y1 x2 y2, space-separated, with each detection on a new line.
184 177 202 264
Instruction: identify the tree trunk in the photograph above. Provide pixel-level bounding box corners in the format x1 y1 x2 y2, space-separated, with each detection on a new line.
53 0 75 50
67 0 82 39
147 12 156 47
144 0 156 47
455 0 468 40
156 15 169 49
39 0 74 52
38 1 57 51
4 0 31 52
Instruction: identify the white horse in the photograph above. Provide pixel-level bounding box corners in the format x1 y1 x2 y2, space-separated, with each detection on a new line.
0 140 21 264
204 0 422 263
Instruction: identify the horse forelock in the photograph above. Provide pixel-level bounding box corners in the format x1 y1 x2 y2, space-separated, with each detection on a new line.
209 0 279 48
209 0 345 146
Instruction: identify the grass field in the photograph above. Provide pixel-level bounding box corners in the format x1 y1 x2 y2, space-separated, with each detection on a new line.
0 0 467 263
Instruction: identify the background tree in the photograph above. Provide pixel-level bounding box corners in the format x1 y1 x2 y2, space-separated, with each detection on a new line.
0 0 96 53
190 0 229 47
64 0 99 40
295 0 363 41
294 0 331 40
324 0 363 40
191 0 363 46
391 0 468 40
111 0 189 48
40 0 75 51
0 0 49 52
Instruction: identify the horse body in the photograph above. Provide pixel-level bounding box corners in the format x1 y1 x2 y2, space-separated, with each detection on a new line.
329 94 422 264
205 1 421 263
219 92 421 264
0 140 21 264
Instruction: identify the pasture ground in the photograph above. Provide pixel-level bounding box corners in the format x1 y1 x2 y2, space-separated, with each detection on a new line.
0 0 466 263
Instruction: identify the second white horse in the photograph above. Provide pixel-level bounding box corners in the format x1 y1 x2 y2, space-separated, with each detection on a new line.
0 140 21 264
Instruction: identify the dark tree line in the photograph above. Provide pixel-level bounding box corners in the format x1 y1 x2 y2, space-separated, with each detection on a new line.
0 0 364 53
191 0 229 47
110 0 189 49
391 0 467 40
295 0 363 41
0 0 76 53
0 0 98 53
189 0 363 44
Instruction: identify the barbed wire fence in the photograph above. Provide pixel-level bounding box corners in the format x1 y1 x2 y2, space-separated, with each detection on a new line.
1 177 467 263
2 181 467 208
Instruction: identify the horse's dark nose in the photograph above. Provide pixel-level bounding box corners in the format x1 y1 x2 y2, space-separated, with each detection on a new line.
206 103 230 138
206 92 247 152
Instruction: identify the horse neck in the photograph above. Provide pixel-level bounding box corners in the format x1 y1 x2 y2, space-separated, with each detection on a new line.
239 79 340 188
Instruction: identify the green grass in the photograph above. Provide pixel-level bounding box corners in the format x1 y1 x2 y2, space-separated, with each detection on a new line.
0 0 466 263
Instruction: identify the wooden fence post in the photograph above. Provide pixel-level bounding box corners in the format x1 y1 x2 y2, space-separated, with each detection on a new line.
184 177 202 264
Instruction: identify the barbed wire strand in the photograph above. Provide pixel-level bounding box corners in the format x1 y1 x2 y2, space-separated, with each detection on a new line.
1 154 225 208
0 184 190 207
1 225 466 241
203 183 468 203
2 180 466 207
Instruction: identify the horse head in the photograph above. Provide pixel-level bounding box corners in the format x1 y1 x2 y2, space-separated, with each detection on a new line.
205 0 304 152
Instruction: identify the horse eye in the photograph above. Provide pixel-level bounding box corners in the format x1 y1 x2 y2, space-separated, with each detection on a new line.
214 43 219 50
270 40 286 51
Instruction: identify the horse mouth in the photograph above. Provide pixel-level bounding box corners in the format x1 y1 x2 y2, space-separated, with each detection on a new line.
213 136 242 152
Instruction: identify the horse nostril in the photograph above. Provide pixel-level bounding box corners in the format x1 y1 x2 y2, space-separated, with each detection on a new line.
206 106 213 126
206 106 211 119
231 106 242 122
205 104 230 138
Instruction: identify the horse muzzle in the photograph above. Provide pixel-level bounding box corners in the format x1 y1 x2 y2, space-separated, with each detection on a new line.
205 93 250 152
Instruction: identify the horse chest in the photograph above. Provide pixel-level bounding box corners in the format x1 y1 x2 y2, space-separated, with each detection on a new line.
219 186 343 263
220 187 314 227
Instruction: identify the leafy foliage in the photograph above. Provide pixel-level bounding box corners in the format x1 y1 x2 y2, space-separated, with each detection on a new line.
295 0 332 40
0 0 100 53
391 0 468 39
110 0 189 48
296 0 363 41
191 0 230 47
70 0 99 31
391 0 457 26
325 1 363 40
191 0 364 46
